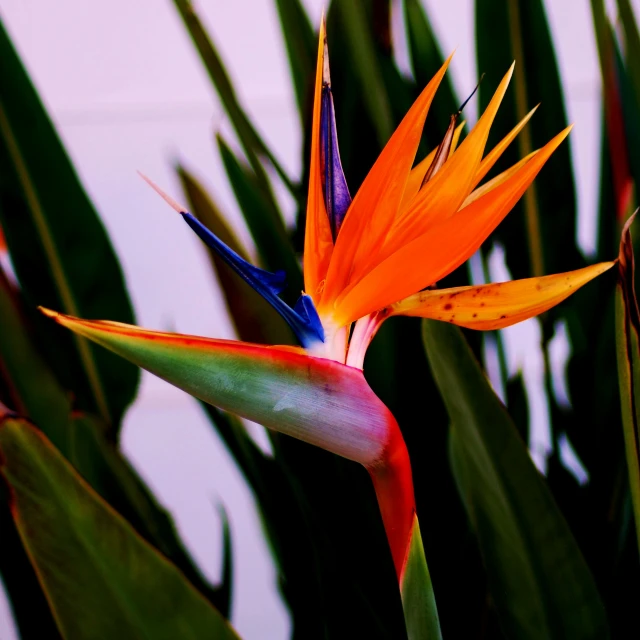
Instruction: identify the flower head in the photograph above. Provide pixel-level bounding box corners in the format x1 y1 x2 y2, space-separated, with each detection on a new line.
40 21 614 583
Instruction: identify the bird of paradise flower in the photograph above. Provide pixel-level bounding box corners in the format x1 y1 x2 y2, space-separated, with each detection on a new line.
41 19 613 612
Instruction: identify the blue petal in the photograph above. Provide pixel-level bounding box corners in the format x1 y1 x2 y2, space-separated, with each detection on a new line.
294 294 325 342
321 84 352 240
182 213 324 347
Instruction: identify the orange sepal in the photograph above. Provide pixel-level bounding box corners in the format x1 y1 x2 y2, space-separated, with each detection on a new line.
387 64 515 253
398 120 466 214
304 18 334 302
332 125 571 325
390 262 615 330
470 105 538 191
319 54 453 312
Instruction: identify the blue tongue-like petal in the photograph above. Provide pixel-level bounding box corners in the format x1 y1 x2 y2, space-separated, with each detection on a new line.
182 213 324 347
320 42 351 240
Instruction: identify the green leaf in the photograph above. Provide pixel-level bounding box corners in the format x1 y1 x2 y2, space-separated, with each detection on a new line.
615 214 640 555
0 479 61 639
617 0 640 115
0 20 138 429
332 0 394 146
475 0 581 280
400 515 442 640
0 268 71 454
171 0 296 196
403 0 459 136
65 413 231 617
217 136 303 300
273 0 316 122
0 413 240 640
215 504 233 620
176 164 295 345
422 319 609 639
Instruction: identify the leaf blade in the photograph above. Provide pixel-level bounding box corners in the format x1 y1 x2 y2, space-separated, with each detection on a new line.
0 414 240 640
422 319 609 639
0 20 138 428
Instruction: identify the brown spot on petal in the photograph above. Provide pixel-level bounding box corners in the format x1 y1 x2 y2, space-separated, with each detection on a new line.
444 303 453 310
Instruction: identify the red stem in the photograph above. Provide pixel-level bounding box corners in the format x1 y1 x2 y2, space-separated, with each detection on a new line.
368 426 416 582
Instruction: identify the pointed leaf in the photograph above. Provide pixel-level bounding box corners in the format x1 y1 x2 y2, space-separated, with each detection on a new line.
0 413 239 639
0 268 71 454
615 214 640 555
476 0 581 279
217 136 302 300
66 413 230 616
333 0 394 146
403 0 458 136
422 319 609 639
0 20 138 429
273 0 316 121
0 460 61 639
400 515 442 640
172 0 295 195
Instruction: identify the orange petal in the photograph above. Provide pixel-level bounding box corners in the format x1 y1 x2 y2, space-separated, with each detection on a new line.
388 64 515 252
332 125 571 325
398 120 466 213
390 262 614 329
319 54 453 312
304 18 334 302
471 105 538 191
461 150 537 208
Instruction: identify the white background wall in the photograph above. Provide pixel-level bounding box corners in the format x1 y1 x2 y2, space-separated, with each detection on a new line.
0 0 635 638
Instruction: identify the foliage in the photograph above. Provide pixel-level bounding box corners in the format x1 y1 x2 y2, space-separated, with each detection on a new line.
0 1 639 638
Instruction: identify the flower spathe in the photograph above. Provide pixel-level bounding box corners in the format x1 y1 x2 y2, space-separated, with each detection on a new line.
41 20 614 583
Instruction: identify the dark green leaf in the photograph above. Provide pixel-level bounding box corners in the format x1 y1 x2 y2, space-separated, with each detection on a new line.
0 20 138 429
0 474 61 639
217 136 302 301
0 413 239 640
403 0 459 137
273 0 316 122
332 0 394 146
423 319 609 639
615 214 640 555
0 268 71 454
66 413 231 616
617 0 640 115
475 0 581 280
172 0 296 196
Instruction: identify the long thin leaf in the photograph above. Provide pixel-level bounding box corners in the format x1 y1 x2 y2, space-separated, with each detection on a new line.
172 0 296 196
274 0 316 122
423 319 609 639
0 20 138 429
615 214 640 555
333 0 394 146
0 412 240 639
66 413 231 617
217 136 302 300
0 268 70 454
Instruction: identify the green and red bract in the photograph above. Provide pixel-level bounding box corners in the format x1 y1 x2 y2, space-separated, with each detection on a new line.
39 308 415 579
